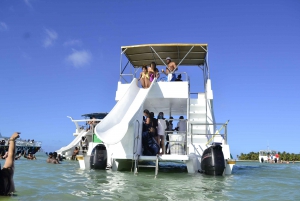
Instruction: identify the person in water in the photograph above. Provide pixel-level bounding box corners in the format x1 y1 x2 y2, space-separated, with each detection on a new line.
0 132 20 196
24 153 36 160
46 152 59 164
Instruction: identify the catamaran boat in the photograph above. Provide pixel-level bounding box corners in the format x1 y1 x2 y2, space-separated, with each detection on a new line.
56 112 108 159
75 43 235 176
0 132 42 156
259 149 279 163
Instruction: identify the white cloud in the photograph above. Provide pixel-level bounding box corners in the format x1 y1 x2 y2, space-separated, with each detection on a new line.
66 50 92 68
63 39 82 47
0 22 8 31
24 0 33 8
43 29 58 48
21 52 31 60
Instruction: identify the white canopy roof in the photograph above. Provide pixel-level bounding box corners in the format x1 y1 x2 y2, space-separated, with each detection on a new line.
121 43 208 67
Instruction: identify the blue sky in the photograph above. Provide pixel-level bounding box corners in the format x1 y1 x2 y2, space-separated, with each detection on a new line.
0 1 299 157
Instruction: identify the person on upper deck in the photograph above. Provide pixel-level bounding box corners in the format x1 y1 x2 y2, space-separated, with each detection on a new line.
138 65 150 88
90 117 98 133
148 62 160 82
161 57 177 82
175 74 182 81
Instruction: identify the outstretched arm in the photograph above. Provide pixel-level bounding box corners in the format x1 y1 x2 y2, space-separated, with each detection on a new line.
3 132 20 169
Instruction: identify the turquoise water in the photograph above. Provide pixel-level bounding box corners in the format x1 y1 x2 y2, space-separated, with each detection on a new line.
3 153 300 200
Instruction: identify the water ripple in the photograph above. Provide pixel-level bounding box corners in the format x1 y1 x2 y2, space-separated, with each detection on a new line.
7 156 300 200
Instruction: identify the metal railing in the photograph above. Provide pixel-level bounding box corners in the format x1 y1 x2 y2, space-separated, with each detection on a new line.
189 121 229 145
164 130 187 155
131 120 228 156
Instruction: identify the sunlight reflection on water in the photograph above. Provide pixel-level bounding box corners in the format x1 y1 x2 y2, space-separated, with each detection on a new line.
8 155 300 201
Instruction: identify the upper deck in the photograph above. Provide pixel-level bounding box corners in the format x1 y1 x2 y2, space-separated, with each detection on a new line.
119 44 209 83
121 43 208 67
117 44 212 117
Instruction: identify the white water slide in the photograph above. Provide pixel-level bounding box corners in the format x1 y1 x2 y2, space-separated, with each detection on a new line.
95 78 154 145
56 130 87 154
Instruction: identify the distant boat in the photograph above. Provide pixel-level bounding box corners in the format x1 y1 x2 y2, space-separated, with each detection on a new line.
259 149 279 163
56 112 108 159
0 132 42 155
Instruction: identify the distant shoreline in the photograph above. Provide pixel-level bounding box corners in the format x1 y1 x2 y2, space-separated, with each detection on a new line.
237 160 300 163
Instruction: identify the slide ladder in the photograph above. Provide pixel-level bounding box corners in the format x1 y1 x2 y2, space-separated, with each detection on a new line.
133 154 159 178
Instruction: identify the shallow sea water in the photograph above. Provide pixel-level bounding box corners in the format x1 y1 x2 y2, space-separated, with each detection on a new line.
2 153 300 201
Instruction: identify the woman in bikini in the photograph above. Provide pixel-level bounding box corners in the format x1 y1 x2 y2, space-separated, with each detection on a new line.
138 65 150 88
0 132 20 196
148 62 159 82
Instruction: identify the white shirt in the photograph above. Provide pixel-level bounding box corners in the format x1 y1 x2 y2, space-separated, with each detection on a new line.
157 119 167 136
177 120 187 134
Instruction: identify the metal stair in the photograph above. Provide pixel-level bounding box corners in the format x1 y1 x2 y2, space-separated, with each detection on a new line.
132 155 159 178
189 95 208 144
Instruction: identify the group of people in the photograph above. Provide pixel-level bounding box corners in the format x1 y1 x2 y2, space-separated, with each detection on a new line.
0 140 6 146
138 57 181 88
46 151 63 164
23 152 36 160
86 117 99 133
139 62 160 88
71 136 88 160
143 109 187 155
0 148 36 161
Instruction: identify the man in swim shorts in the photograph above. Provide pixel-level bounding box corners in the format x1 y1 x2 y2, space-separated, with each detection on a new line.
161 57 177 81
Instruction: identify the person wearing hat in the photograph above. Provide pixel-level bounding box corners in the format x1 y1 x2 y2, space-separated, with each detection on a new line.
161 57 177 81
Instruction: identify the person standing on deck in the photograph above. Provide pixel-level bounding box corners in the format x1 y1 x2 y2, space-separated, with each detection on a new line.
161 57 177 81
80 136 88 151
165 116 174 154
176 116 187 134
157 112 167 154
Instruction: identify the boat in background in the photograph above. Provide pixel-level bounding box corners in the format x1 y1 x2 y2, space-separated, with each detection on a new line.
56 112 108 159
259 149 280 163
74 43 235 176
0 132 42 155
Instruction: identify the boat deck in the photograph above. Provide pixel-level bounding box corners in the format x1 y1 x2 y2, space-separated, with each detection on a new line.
139 154 189 161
